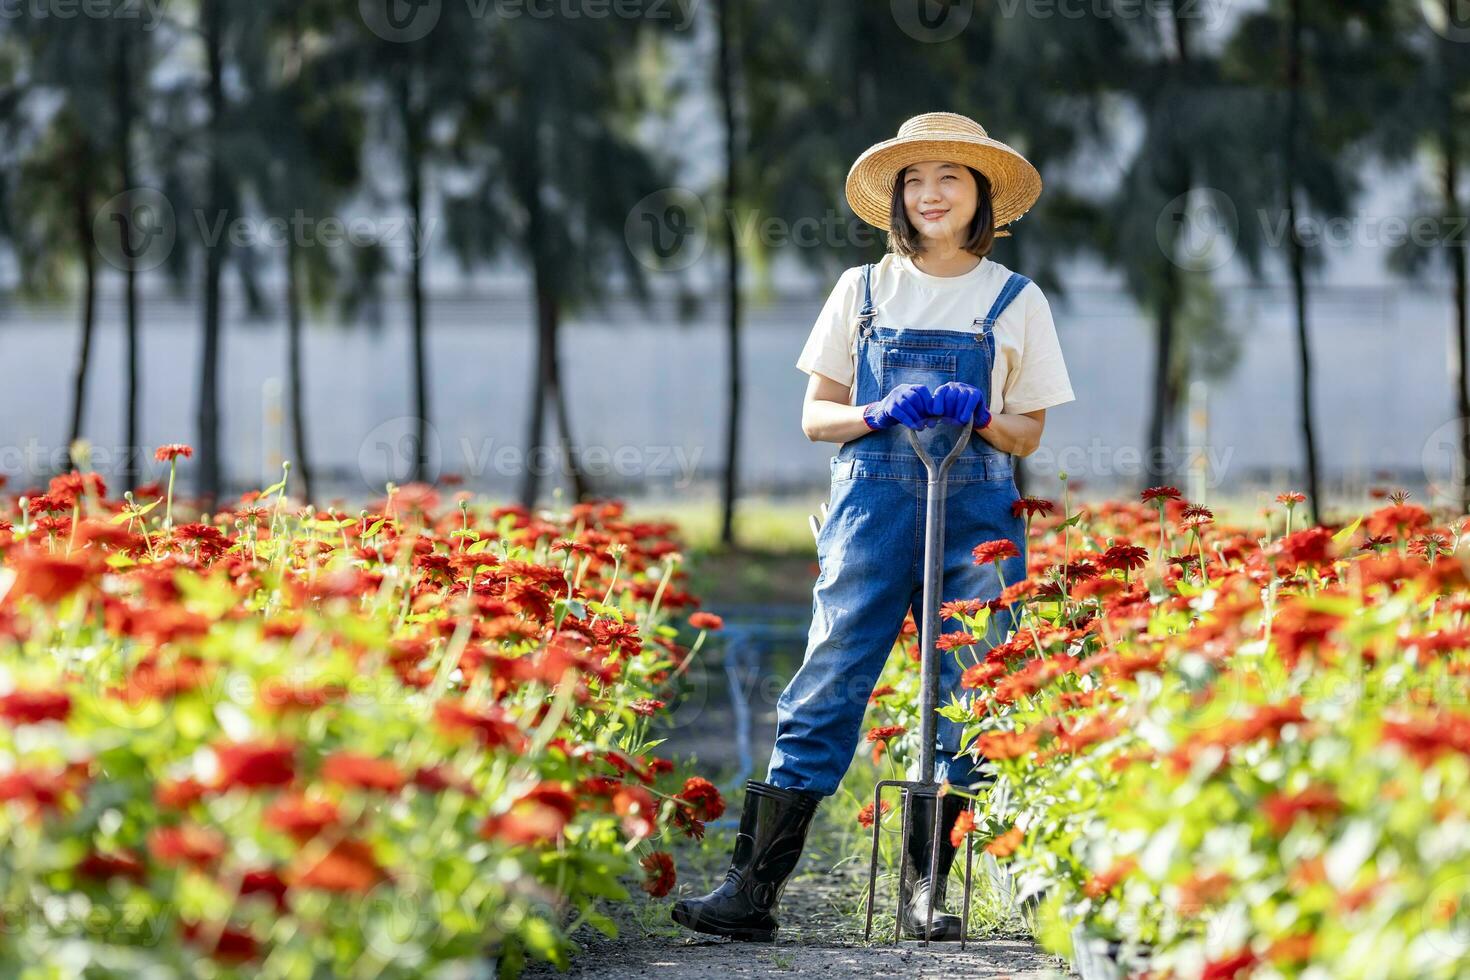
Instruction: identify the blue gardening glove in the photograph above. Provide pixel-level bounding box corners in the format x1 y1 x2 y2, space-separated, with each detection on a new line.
930 381 992 430
862 383 938 431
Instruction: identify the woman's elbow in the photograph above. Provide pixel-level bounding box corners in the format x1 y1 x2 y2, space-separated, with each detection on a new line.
1013 431 1043 457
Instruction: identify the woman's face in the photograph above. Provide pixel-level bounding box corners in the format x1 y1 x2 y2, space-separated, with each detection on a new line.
901 160 977 248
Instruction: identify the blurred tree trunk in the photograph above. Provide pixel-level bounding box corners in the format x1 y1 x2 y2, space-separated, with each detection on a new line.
716 0 743 547
1283 0 1322 525
1145 258 1180 487
286 234 314 505
398 74 432 486
517 97 588 509
197 0 227 510
1444 128 1468 518
114 29 141 492
66 138 97 471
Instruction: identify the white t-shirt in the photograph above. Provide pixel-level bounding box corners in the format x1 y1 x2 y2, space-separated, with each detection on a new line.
795 252 1076 417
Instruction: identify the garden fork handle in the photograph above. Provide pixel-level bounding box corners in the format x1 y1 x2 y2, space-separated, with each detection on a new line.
905 423 973 784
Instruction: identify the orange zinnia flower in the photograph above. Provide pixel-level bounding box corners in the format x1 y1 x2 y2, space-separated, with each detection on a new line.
290 838 386 893
985 826 1022 857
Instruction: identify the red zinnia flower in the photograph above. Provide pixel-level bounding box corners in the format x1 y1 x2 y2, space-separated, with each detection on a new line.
857 800 891 829
154 444 194 462
612 785 658 839
321 752 406 793
949 807 976 848
1262 785 1342 835
265 794 340 843
6 551 99 604
239 868 289 911
156 777 208 810
1012 497 1055 519
181 921 260 964
77 848 147 883
865 724 906 763
640 850 677 897
1200 949 1258 980
434 699 527 751
212 740 296 791
688 611 724 631
1141 486 1182 503
628 698 666 717
149 824 226 869
481 782 579 846
677 777 725 821
936 631 978 651
1098 544 1149 574
0 689 71 726
972 539 1020 565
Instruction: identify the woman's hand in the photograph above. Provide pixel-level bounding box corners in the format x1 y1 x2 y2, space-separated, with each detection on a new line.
862 384 939 431
930 381 991 430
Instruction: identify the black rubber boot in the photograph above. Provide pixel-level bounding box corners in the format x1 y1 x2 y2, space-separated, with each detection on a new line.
670 779 821 942
899 790 969 941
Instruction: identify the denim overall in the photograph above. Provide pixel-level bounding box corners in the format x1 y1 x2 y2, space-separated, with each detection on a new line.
766 262 1032 797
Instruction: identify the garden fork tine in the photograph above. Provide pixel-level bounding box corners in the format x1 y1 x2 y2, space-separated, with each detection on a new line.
862 420 973 945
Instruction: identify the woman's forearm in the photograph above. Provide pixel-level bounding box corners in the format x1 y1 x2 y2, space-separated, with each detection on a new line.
802 399 877 444
975 412 1042 456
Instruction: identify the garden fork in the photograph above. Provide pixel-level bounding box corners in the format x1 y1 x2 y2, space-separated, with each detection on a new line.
862 421 978 947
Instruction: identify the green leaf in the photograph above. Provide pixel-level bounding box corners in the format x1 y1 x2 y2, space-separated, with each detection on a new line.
362 519 387 539
467 538 493 554
1332 515 1362 546
110 499 160 524
584 911 618 939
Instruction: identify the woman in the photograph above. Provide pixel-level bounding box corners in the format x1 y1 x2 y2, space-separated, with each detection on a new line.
672 112 1075 943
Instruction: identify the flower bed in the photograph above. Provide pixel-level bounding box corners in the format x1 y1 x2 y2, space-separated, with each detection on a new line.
857 487 1470 978
0 452 722 976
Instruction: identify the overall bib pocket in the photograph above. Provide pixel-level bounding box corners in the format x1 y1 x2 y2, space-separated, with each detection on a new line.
878 349 956 396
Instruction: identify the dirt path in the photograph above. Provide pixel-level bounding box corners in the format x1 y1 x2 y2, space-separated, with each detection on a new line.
525 852 1076 979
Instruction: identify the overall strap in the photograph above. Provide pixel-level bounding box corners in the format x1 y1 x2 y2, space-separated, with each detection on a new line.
979 271 1032 326
859 262 875 317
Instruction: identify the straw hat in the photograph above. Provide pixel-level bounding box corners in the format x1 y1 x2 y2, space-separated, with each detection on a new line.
845 112 1042 238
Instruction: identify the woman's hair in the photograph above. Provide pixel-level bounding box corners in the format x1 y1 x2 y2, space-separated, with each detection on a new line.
886 164 995 258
